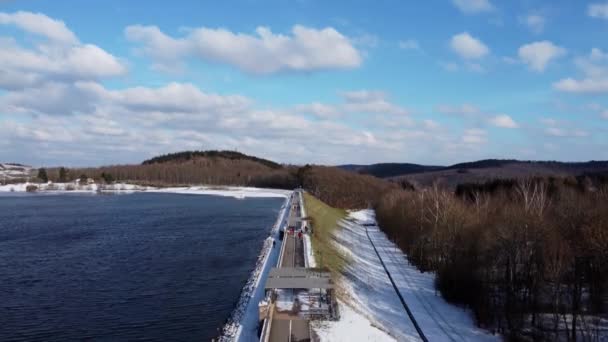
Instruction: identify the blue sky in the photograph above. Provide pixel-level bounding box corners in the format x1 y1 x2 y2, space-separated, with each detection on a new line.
1 0 608 166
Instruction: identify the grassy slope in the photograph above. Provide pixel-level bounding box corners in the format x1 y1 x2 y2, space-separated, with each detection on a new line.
303 193 349 275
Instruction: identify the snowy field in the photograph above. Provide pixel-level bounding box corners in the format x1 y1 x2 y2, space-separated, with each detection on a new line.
333 209 501 342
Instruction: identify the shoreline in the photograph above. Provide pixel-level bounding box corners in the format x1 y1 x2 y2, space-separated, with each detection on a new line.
219 192 293 342
0 182 291 199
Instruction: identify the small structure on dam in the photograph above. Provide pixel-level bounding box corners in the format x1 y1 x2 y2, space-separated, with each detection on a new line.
260 267 337 322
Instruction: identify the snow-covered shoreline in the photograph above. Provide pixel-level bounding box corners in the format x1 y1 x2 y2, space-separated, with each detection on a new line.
220 193 293 342
0 182 291 199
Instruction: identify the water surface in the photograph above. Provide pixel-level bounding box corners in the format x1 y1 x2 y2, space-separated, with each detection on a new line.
0 192 283 341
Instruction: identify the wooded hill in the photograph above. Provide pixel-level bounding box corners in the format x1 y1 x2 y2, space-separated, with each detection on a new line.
142 150 282 169
43 150 395 208
49 151 296 189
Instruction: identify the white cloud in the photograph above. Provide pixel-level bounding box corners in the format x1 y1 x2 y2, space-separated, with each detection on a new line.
295 102 341 118
541 118 589 137
439 105 519 129
518 41 566 72
554 78 608 93
554 48 608 93
452 0 494 14
545 127 589 137
489 114 519 128
588 2 608 19
462 128 487 144
125 24 362 74
0 11 78 44
0 12 126 91
450 32 489 59
341 90 409 115
0 81 250 117
520 14 546 34
399 39 421 51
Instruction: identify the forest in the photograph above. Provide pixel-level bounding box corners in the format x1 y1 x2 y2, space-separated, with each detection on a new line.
375 177 608 341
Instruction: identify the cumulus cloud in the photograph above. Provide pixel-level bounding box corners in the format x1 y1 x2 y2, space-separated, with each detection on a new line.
125 24 362 74
588 2 608 19
518 41 566 72
554 48 608 93
489 114 519 128
0 12 126 90
451 0 494 14
450 32 489 59
2 76 474 166
0 11 78 44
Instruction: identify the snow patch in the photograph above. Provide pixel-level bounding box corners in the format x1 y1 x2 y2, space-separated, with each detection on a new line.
312 300 396 342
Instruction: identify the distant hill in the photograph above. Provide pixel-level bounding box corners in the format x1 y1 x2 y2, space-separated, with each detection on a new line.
0 163 33 182
339 163 443 178
394 159 608 188
142 150 282 169
339 159 608 188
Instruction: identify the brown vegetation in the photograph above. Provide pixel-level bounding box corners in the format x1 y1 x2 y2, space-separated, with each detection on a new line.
297 165 397 209
47 156 299 189
376 178 608 340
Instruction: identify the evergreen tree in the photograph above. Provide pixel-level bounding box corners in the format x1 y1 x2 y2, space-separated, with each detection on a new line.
37 168 48 183
59 167 68 182
101 172 114 183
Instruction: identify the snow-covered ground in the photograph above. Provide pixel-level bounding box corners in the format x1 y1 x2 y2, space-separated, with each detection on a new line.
149 186 291 199
319 211 422 341
312 300 397 342
337 210 501 342
0 163 32 180
0 182 291 199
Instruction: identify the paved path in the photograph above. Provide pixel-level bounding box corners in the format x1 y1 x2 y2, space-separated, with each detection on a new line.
269 190 310 342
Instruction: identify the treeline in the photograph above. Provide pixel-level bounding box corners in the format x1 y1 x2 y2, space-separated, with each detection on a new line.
41 158 394 209
47 159 298 189
297 165 397 208
376 177 608 341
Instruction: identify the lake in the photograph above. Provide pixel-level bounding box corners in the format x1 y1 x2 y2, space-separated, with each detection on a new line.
0 192 284 341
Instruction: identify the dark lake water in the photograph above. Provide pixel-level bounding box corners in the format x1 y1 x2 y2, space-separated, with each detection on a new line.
0 192 283 341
